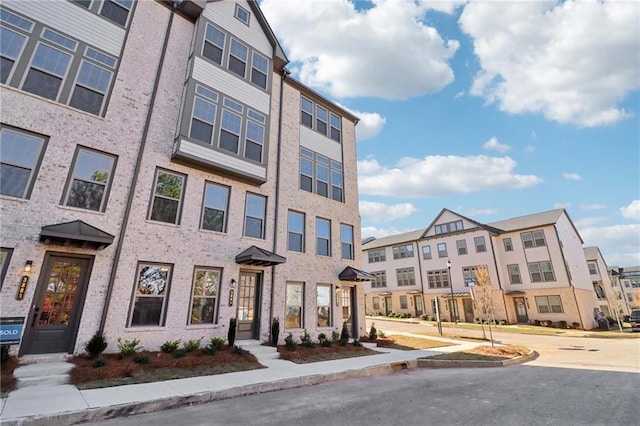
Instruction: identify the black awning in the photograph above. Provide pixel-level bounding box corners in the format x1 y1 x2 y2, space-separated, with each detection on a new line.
505 290 526 296
235 245 286 266
339 266 375 281
40 220 114 250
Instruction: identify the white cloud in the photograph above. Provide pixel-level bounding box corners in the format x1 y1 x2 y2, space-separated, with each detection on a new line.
482 137 510 153
553 202 571 209
358 155 542 197
579 204 606 211
336 103 386 141
579 224 640 266
562 172 583 181
620 200 640 221
459 0 640 127
361 225 414 240
261 0 460 100
359 200 417 223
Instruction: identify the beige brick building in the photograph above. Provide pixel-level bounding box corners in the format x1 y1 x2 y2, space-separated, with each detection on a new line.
0 0 367 356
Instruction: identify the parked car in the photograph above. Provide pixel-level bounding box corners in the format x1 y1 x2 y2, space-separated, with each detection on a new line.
629 310 640 332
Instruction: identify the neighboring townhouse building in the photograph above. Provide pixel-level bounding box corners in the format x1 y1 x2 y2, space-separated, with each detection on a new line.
610 266 640 310
363 208 601 329
0 0 367 358
584 247 631 318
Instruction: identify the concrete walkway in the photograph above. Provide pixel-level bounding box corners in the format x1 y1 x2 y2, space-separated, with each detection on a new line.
0 335 481 426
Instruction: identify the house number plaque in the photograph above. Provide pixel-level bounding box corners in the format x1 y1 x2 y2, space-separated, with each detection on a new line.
16 276 29 301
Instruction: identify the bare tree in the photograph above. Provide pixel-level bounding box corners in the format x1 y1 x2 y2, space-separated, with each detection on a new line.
473 266 496 346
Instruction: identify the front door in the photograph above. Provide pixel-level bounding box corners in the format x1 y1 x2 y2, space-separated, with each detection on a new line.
413 295 424 317
236 271 260 340
21 253 93 355
341 287 355 337
463 298 474 323
384 296 392 316
448 299 459 322
514 297 529 323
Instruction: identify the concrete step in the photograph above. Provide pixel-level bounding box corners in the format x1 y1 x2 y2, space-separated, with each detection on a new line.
13 362 74 379
19 353 71 365
16 374 70 389
238 342 280 360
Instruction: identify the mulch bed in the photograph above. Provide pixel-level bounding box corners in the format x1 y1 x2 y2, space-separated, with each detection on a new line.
426 345 529 361
277 343 380 364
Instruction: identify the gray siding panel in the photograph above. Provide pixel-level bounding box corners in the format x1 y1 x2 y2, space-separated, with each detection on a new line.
178 139 267 180
300 126 343 162
4 0 125 56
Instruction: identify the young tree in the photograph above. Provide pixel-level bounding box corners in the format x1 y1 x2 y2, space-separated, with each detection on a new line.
473 266 496 346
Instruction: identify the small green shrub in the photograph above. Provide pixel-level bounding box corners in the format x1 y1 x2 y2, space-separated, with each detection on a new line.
209 337 226 351
133 355 150 364
377 330 386 338
340 322 350 346
160 339 181 353
352 338 362 347
368 323 377 341
92 357 107 368
201 346 216 355
233 345 247 355
300 330 315 348
116 338 141 357
284 332 297 351
85 332 108 358
321 338 332 347
331 331 341 342
183 338 202 352
228 318 237 347
318 333 327 341
558 320 568 329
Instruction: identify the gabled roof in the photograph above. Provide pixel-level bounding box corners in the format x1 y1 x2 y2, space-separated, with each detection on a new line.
235 245 286 266
39 220 114 250
361 229 425 250
487 209 565 232
338 266 375 281
422 208 502 238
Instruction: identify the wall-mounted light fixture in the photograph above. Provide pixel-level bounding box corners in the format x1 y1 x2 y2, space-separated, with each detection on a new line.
24 260 33 273
230 278 236 289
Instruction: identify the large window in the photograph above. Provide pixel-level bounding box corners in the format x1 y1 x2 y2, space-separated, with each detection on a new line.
299 148 344 202
456 239 467 255
244 193 266 238
462 265 486 286
189 267 219 325
316 217 331 256
300 96 342 143
399 295 408 310
427 269 450 289
521 230 546 248
201 182 229 232
371 271 386 288
528 261 555 282
317 284 332 327
396 268 415 286
422 245 432 260
148 169 185 225
288 210 305 252
437 243 448 258
368 248 386 263
503 238 513 252
0 12 31 84
129 263 171 327
507 264 522 284
0 247 13 289
340 224 354 260
286 282 304 329
63 147 116 212
23 37 73 101
0 126 46 199
535 295 563 314
434 220 463 235
474 236 487 253
393 244 414 259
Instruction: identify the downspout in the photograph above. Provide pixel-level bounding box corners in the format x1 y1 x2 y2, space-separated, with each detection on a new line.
554 225 586 329
414 239 425 316
269 68 289 342
98 12 175 334
488 234 509 323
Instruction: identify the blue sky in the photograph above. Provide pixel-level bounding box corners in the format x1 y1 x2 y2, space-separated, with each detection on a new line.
260 0 640 267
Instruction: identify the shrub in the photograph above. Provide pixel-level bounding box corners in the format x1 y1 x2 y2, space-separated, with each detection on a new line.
606 316 616 326
116 338 141 357
133 355 150 364
377 330 386 338
320 338 332 347
318 333 327 341
271 317 280 346
92 358 107 368
85 332 108 358
572 322 581 329
183 338 202 352
284 333 297 351
340 322 350 346
228 318 237 347
233 345 247 355
201 346 216 355
352 338 362 347
331 331 341 342
160 339 181 354
209 337 226 351
173 349 187 358
300 330 315 348
558 320 568 329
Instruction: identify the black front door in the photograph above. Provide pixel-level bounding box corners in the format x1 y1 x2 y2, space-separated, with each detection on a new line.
21 253 93 355
236 271 260 340
463 298 474 323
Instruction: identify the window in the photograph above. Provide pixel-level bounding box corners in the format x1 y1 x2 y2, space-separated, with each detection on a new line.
285 282 303 328
456 239 467 255
422 245 432 260
129 263 171 327
588 262 598 275
299 148 344 202
507 264 522 284
63 147 116 211
331 160 343 202
368 248 386 263
521 230 546 248
251 51 268 89
316 218 331 256
201 182 229 232
244 193 266 239
0 126 46 199
399 295 408 309
70 0 91 8
535 295 563 314
330 113 341 143
244 110 265 162
287 210 305 252
317 284 332 327
372 297 380 310
189 268 219 325
503 238 513 252
190 84 218 144
100 0 133 27
148 169 185 225
316 155 329 197
434 220 463 235
427 270 449 289
371 271 386 288
70 57 114 115
528 261 555 282
228 38 248 78
0 247 13 289
393 244 414 259
203 23 225 65
340 224 354 260
0 23 29 84
462 265 485 286
396 268 415 286
316 105 328 135
301 97 313 128
299 96 342 142
474 236 486 253
234 4 250 25
437 243 447 258
23 41 72 101
219 104 242 154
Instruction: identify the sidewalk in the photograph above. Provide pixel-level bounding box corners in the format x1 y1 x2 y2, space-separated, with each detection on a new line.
0 334 480 426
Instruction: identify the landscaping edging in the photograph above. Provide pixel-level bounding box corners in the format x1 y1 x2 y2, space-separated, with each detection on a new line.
417 348 537 369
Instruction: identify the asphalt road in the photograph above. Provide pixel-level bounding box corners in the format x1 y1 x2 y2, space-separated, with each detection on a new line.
91 319 640 426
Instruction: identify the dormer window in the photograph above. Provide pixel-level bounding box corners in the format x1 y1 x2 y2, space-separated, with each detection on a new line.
434 220 463 235
235 4 250 25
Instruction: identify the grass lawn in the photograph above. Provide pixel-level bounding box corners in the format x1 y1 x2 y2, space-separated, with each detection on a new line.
375 335 454 351
425 345 530 361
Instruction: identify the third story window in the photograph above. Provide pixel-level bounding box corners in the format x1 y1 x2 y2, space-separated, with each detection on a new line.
427 269 450 289
521 230 546 248
0 126 46 199
393 244 414 259
300 96 342 142
100 0 133 27
63 146 116 212
244 192 266 239
368 248 386 263
228 38 248 78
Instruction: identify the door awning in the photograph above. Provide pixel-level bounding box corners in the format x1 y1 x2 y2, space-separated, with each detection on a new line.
505 290 526 296
40 220 114 250
440 292 472 298
235 245 286 266
339 266 375 281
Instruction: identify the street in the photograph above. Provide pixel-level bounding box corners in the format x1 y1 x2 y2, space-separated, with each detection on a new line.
91 319 640 426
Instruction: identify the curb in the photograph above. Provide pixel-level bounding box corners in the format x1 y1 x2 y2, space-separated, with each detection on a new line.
416 348 537 369
0 361 419 426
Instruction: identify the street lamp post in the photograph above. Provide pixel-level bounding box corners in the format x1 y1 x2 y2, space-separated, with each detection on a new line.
447 259 457 324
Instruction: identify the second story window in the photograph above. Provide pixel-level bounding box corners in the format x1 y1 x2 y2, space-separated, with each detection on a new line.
244 193 266 239
528 261 555 282
299 148 344 202
456 239 467 255
393 244 414 259
427 269 450 289
148 169 185 225
190 85 218 144
503 238 513 251
422 245 432 260
287 210 305 253
201 182 229 233
368 248 386 263
507 264 522 284
0 126 47 199
219 99 243 154
371 271 386 288
396 268 416 286
437 243 447 258
340 224 354 260
63 146 116 212
521 230 546 248
474 236 487 253
244 110 265 162
316 218 331 256
588 262 598 275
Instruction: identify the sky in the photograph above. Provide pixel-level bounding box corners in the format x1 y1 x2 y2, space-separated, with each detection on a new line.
260 0 640 267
